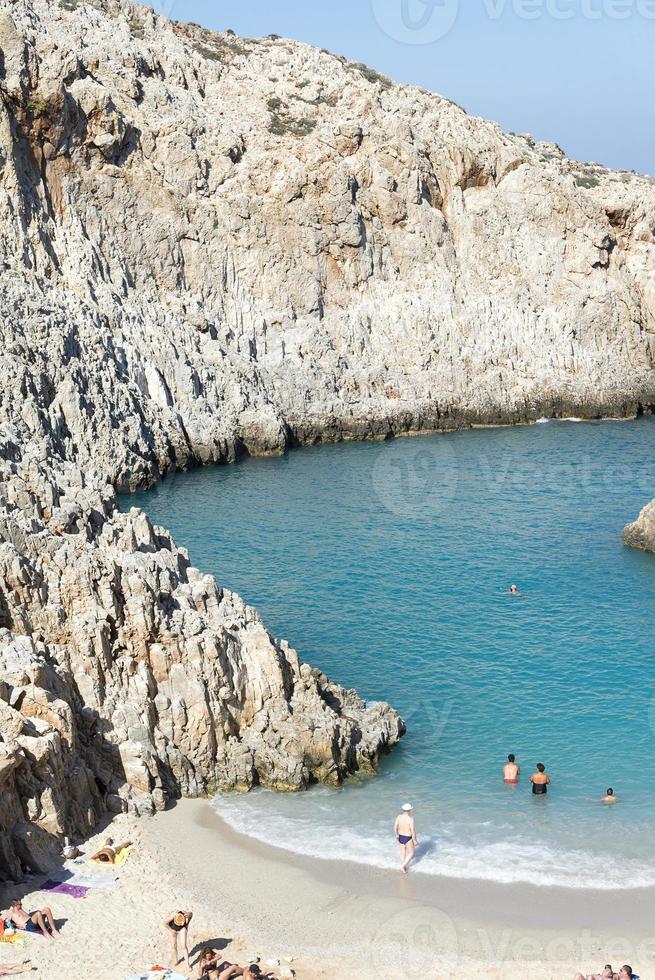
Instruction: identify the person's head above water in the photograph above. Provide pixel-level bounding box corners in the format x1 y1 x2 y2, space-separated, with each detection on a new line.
401 803 413 812
606 788 614 796
536 762 546 773
508 754 515 763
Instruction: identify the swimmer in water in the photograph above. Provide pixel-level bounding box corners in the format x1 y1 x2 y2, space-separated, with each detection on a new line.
509 584 520 595
503 753 520 784
394 803 418 874
600 788 618 804
530 762 551 795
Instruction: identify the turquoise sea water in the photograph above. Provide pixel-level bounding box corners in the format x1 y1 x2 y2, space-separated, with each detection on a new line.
126 418 655 889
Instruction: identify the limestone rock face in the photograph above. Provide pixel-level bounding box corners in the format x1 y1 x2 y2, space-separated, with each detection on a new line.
1 0 655 876
0 0 654 490
623 499 655 553
0 441 404 879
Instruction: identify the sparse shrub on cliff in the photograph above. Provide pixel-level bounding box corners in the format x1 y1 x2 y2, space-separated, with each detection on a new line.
312 92 339 107
268 117 286 136
194 43 222 62
297 79 310 89
267 95 317 137
352 62 392 90
575 175 600 189
60 0 80 9
28 96 51 119
268 112 316 137
292 117 317 136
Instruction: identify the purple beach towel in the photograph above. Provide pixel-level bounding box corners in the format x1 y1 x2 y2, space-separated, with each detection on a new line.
42 879 89 899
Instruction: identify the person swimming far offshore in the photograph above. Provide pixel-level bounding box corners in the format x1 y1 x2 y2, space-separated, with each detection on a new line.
394 803 418 873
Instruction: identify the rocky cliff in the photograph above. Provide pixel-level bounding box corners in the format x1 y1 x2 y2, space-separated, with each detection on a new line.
0 437 403 881
0 0 654 490
623 499 655 553
1 0 655 879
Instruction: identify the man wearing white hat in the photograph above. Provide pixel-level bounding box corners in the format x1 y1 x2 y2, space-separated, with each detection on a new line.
394 803 418 873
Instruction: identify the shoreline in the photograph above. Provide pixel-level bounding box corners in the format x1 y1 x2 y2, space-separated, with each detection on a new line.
200 800 655 934
3 798 655 979
121 409 649 494
139 798 655 977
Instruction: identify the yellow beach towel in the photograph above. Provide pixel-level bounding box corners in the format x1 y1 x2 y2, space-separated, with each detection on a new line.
114 845 132 867
89 844 132 867
0 932 29 946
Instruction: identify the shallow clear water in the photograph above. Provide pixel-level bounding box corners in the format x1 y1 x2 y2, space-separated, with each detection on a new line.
126 418 655 889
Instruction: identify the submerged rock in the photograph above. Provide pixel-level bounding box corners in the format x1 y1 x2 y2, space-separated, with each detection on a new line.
623 499 655 554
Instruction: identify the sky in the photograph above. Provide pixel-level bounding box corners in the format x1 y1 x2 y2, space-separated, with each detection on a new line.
143 0 653 175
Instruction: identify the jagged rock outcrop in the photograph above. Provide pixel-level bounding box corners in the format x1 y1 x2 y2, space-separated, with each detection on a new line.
1 0 655 878
0 439 404 880
623 499 655 553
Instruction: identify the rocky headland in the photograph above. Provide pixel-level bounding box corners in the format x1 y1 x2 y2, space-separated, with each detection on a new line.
623 498 655 553
1 0 655 879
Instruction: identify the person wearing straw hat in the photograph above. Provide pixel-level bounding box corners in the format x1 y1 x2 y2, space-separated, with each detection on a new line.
394 803 418 873
163 909 193 969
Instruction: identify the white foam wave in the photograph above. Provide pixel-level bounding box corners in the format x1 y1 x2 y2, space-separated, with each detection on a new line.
213 793 655 890
536 416 629 424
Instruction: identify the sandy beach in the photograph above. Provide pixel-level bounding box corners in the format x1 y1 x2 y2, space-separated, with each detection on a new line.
2 798 654 980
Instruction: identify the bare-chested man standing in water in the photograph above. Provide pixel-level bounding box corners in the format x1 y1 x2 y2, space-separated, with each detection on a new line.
394 803 418 873
503 753 520 784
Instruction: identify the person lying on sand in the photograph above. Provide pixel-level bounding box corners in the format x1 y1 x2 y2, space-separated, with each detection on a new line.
199 961 265 980
90 836 132 863
5 899 60 940
574 965 614 980
575 965 639 980
164 909 193 969
0 962 33 976
394 803 418 873
600 788 618 804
